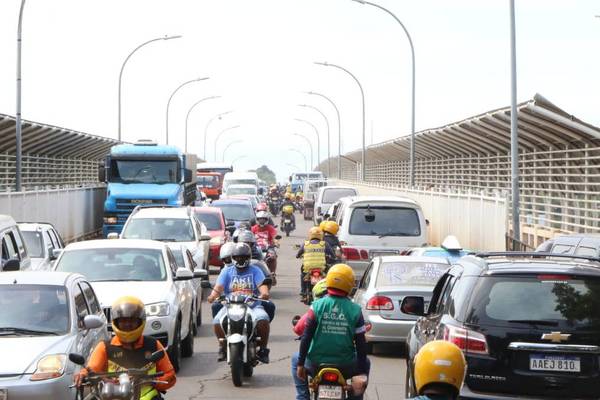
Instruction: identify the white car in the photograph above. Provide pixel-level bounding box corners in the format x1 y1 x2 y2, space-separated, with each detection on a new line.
18 222 65 271
119 206 211 270
0 215 31 271
224 184 258 197
313 185 358 224
53 239 200 372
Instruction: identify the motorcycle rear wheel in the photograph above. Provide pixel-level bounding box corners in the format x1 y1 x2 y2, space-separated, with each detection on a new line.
230 343 244 387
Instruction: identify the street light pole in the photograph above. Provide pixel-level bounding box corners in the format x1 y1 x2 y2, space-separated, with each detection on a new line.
351 0 416 186
231 155 248 166
118 34 182 141
509 0 521 247
315 62 366 181
214 125 241 161
288 149 308 171
299 104 330 177
294 118 320 171
165 77 209 145
306 91 342 179
184 95 220 153
292 133 314 169
286 163 302 171
15 0 26 191
222 140 243 162
204 110 233 160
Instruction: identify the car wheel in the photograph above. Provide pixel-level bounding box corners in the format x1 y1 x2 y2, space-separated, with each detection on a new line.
196 295 202 329
182 312 195 358
192 301 199 336
169 318 182 372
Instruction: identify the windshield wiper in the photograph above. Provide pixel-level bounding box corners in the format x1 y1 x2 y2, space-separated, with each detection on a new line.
0 327 59 336
507 319 559 327
93 279 143 282
378 232 411 238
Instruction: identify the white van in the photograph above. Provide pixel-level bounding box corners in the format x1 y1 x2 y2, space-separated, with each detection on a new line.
332 196 428 280
314 185 358 224
0 215 31 271
222 172 259 192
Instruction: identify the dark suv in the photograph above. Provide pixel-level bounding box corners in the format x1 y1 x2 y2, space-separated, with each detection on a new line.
402 252 600 399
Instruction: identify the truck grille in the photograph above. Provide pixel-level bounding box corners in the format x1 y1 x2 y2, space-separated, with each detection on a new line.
115 199 167 211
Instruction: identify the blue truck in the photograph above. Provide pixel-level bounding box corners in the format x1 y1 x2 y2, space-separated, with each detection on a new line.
99 140 198 237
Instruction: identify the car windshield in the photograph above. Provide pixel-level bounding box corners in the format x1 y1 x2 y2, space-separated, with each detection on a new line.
55 248 167 281
197 175 219 188
213 204 254 221
227 187 256 196
376 262 448 287
0 285 69 335
194 212 223 230
122 218 195 241
21 231 44 258
467 275 600 330
322 188 356 203
349 206 421 236
109 159 179 184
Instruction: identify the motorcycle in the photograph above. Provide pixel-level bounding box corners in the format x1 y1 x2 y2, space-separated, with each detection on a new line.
268 196 281 216
69 351 168 400
302 268 326 305
309 366 356 400
295 197 304 213
281 205 295 237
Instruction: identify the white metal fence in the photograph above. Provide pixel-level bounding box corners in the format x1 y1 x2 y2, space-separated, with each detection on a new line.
0 186 106 243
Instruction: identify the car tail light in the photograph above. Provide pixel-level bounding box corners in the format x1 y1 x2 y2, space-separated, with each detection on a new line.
322 371 340 383
360 250 369 259
343 247 361 260
366 296 394 311
443 325 489 355
537 274 572 281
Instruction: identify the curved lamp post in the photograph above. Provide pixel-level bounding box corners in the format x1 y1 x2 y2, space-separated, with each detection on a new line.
292 133 314 170
315 61 365 181
288 148 308 171
204 110 233 160
184 95 220 153
294 118 320 171
214 125 241 161
231 155 248 166
286 163 302 171
222 139 243 162
305 91 342 179
165 77 209 145
15 0 27 191
118 34 182 141
299 104 330 177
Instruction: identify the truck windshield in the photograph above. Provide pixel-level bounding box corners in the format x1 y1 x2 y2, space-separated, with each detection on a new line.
198 175 219 188
110 159 179 184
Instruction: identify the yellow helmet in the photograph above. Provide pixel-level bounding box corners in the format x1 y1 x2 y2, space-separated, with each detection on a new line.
308 227 324 241
323 221 339 235
414 340 466 396
285 192 292 199
319 220 327 231
325 263 355 294
286 186 292 193
111 296 146 343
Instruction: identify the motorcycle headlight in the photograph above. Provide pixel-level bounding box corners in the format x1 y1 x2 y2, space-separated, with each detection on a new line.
227 304 246 322
103 216 118 225
145 302 170 317
30 354 66 381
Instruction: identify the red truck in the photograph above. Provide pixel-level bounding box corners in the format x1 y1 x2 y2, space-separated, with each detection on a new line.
197 172 223 200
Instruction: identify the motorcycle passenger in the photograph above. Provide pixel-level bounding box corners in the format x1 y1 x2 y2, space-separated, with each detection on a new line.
280 193 297 229
207 243 272 364
322 221 341 264
74 296 176 399
408 341 466 400
234 229 264 260
296 264 368 400
296 227 335 301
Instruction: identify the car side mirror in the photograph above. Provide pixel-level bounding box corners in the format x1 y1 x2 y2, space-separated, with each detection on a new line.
200 234 212 241
200 280 212 289
83 314 104 330
193 269 209 280
226 220 235 227
400 296 425 316
51 248 63 260
69 353 86 366
47 245 56 260
98 162 106 182
107 232 119 240
175 268 193 281
183 168 193 183
2 258 20 272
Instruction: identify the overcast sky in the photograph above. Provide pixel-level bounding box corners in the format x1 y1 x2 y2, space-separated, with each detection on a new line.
1 0 599 180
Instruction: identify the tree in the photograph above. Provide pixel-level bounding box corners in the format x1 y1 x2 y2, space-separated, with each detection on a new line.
252 165 276 185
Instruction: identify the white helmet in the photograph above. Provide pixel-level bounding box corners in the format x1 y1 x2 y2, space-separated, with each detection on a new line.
256 211 269 226
220 242 236 262
441 235 462 251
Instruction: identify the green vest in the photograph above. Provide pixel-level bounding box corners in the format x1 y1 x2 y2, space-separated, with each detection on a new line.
308 296 362 366
303 241 326 271
106 336 159 400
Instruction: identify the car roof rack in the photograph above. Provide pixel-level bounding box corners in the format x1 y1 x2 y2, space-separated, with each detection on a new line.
474 251 600 263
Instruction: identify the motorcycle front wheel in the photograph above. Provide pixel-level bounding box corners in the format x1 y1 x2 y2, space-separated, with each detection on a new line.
230 342 244 387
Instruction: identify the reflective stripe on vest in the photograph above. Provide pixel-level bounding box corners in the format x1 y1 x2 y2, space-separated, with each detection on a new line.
303 241 326 271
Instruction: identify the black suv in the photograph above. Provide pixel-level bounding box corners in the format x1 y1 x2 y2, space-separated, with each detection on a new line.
402 252 600 399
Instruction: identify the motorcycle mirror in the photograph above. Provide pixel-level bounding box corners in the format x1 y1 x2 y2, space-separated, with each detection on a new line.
147 350 165 363
275 235 282 240
274 225 279 229
69 353 86 366
292 315 301 327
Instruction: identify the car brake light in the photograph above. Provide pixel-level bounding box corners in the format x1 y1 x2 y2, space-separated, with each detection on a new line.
443 325 488 355
322 371 340 383
343 247 360 260
537 274 572 281
366 296 394 311
360 249 369 259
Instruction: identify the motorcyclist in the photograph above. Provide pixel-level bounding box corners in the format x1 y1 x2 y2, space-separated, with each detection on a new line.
322 221 341 264
296 227 335 301
234 229 264 260
207 243 272 364
256 203 275 226
252 210 279 275
296 264 368 400
408 341 466 400
281 192 297 229
74 296 176 399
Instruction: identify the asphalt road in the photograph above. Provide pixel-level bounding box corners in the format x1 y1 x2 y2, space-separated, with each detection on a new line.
168 215 407 400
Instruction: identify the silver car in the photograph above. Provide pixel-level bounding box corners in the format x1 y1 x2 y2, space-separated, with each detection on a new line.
353 256 450 352
0 271 108 400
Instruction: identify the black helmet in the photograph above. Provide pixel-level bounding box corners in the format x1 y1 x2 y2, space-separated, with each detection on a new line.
237 230 256 245
232 243 252 269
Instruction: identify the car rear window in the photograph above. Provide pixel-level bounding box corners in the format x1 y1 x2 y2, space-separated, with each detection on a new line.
349 206 421 237
376 262 448 287
194 212 222 230
322 189 356 203
212 204 254 222
467 275 600 330
122 218 195 242
21 231 44 258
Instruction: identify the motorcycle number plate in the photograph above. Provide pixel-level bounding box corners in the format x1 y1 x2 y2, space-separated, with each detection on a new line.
0 389 7 400
318 385 343 399
285 219 292 223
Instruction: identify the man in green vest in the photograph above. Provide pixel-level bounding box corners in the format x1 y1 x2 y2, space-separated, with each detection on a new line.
296 263 369 400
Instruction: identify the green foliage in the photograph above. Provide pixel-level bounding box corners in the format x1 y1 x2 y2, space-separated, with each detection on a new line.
252 165 276 185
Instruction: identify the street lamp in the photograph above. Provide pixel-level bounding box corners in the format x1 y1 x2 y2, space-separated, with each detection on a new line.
315 62 366 181
286 163 302 171
288 149 308 171
299 104 330 177
214 125 241 161
15 0 27 191
204 110 233 160
305 91 343 179
165 77 209 145
509 0 520 246
118 34 182 141
292 133 314 169
231 155 248 165
222 140 243 162
351 0 416 186
294 118 320 171
184 95 221 153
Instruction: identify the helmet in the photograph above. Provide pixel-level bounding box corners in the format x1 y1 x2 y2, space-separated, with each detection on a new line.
326 263 355 294
319 220 327 231
414 340 466 396
237 230 256 245
256 211 269 226
111 296 146 343
231 243 252 269
220 242 235 262
312 279 328 299
256 203 268 212
323 221 339 235
441 235 462 251
308 227 323 241
285 193 292 200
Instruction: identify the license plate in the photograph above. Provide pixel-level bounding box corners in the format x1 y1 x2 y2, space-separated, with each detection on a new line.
530 354 580 372
285 219 291 223
0 389 7 400
318 385 343 399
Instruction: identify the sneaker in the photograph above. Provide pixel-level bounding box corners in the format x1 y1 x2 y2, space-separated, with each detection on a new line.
217 346 226 362
257 348 270 364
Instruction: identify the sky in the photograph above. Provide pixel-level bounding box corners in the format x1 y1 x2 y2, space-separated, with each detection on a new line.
0 0 599 181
